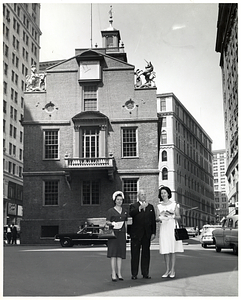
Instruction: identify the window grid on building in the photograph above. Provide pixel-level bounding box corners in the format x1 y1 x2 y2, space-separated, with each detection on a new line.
162 150 167 161
82 181 100 205
122 128 137 157
162 168 168 180
123 178 138 204
160 98 166 111
44 181 58 206
44 130 59 159
82 128 99 158
84 86 97 111
161 130 167 144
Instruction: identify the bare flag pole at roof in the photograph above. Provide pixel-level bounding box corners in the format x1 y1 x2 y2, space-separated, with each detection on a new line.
90 3 93 48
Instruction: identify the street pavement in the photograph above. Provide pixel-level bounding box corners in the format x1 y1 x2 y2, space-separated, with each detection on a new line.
3 237 238 297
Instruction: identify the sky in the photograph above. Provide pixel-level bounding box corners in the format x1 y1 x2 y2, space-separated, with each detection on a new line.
39 2 225 151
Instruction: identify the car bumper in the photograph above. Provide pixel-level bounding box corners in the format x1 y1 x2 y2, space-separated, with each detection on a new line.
201 238 214 245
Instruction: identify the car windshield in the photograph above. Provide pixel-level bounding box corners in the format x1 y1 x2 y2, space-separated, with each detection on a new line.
78 227 100 234
203 228 214 234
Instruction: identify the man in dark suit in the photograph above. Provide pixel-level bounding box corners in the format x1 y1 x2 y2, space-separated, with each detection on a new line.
129 189 156 279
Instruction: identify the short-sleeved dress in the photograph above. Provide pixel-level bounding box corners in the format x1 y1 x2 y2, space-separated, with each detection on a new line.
157 201 184 254
106 207 128 259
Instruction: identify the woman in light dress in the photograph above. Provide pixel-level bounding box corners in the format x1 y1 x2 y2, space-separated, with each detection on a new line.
157 186 184 278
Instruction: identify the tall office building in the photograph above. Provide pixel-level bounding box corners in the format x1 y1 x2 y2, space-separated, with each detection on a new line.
3 3 41 226
157 93 215 228
215 4 238 215
213 149 229 222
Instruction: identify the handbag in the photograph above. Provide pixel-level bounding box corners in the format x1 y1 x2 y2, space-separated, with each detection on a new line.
173 205 189 241
175 227 189 240
98 227 116 239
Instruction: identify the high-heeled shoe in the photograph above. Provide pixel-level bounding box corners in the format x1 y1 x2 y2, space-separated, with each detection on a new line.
116 274 124 281
169 272 175 278
162 271 170 278
111 275 117 282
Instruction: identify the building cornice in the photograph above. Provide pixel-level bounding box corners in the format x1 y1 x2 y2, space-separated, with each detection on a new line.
23 171 68 177
118 169 159 174
111 118 158 124
22 121 71 126
226 152 238 176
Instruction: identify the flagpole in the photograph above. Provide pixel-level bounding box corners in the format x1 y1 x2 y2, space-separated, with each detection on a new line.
90 3 93 48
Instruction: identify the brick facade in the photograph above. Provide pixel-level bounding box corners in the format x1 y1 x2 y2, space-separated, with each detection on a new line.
21 24 159 244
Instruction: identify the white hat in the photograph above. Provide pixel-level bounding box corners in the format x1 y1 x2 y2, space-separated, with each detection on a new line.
112 191 124 201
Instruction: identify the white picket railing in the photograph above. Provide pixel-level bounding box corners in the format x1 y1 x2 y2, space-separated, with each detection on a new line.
65 157 114 168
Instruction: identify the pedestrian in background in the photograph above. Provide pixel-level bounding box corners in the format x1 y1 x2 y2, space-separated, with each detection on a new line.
106 191 128 281
157 186 183 278
129 189 156 280
11 224 18 244
6 225 12 244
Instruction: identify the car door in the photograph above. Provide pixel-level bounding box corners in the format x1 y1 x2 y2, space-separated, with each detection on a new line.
224 218 238 246
214 219 226 246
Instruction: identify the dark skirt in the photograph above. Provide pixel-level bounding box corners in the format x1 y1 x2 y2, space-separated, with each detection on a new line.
107 230 126 259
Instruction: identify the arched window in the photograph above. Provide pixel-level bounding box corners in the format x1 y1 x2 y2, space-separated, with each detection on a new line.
162 168 168 180
161 130 167 144
162 150 167 161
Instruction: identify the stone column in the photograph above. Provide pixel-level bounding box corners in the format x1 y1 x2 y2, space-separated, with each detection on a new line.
74 126 80 158
99 125 106 158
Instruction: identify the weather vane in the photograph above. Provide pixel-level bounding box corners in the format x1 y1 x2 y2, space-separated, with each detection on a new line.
109 5 113 18
109 5 113 26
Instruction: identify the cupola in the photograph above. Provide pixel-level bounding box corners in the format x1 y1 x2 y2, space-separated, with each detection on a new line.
100 6 127 62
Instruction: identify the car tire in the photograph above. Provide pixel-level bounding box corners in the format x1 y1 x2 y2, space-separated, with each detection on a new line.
233 245 238 256
216 246 221 252
203 244 207 248
60 238 73 247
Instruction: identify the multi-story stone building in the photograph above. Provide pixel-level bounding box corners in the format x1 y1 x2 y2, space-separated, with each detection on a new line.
3 3 41 226
21 15 159 243
157 93 215 228
215 4 238 215
213 149 229 222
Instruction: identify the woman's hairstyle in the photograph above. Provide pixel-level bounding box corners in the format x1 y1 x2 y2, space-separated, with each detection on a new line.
112 191 124 203
158 186 172 200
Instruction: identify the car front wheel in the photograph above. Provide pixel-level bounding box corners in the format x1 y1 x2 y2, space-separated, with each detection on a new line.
233 245 238 255
60 238 73 247
216 246 221 252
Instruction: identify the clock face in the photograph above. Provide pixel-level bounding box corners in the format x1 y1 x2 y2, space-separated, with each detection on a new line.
79 61 100 80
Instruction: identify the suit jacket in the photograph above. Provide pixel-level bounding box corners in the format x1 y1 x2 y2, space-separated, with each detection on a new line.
129 201 156 240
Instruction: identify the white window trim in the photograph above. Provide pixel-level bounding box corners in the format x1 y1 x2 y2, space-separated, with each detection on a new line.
121 127 139 158
43 180 59 206
43 128 60 161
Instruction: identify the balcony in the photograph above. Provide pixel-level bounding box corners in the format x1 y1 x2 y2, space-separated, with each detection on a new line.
64 157 116 180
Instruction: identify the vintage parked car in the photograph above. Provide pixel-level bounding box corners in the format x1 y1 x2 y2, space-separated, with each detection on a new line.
200 226 221 248
212 215 238 255
54 226 130 247
54 226 108 247
186 227 197 237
